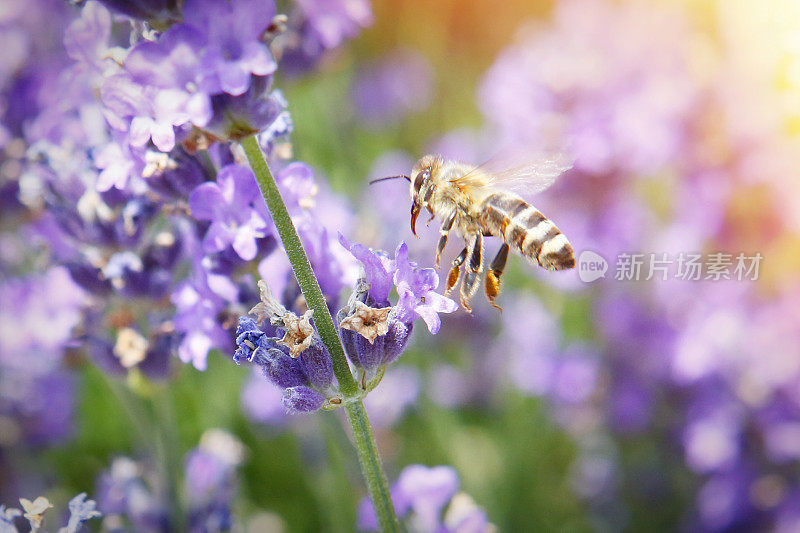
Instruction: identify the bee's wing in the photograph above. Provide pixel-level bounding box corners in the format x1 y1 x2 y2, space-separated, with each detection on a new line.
487 154 573 194
458 151 573 197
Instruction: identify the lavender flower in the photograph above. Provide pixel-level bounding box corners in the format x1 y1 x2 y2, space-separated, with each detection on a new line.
337 233 396 306
1 1 438 529
0 267 86 372
171 242 239 370
203 79 288 141
233 281 339 413
101 72 185 153
278 0 373 73
139 147 206 198
0 506 21 533
189 164 270 260
63 1 113 73
61 493 102 533
336 235 455 386
233 230 456 412
0 268 86 445
123 23 214 118
184 429 244 532
5 0 362 389
0 493 100 533
19 497 52 531
392 242 457 334
358 464 493 532
96 431 241 532
295 0 373 51
6 0 800 528
183 0 277 96
96 457 168 530
337 234 458 333
282 386 326 412
99 0 285 152
257 345 309 389
94 139 145 192
479 0 697 177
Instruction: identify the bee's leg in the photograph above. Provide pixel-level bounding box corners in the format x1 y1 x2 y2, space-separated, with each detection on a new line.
460 234 484 313
444 246 468 297
485 243 509 311
435 211 457 268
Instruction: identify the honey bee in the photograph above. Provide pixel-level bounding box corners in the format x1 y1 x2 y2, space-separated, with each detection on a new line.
372 154 575 312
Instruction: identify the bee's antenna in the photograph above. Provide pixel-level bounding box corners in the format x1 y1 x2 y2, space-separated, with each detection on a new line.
369 175 411 185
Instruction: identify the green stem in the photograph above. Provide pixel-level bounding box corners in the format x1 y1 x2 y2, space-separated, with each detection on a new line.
240 135 398 532
345 401 399 533
241 135 357 397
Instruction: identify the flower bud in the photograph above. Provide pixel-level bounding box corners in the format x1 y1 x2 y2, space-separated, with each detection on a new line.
202 77 288 143
343 328 384 371
339 297 414 374
381 319 412 366
251 343 308 389
282 386 325 413
297 340 334 391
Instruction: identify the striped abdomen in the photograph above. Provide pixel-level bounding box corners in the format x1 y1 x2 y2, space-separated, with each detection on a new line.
479 192 575 271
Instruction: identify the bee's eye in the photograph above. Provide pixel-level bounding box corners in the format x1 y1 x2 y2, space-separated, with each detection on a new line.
413 171 426 193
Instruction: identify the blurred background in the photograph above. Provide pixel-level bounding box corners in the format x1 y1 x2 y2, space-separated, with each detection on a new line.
3 0 800 531
284 0 800 526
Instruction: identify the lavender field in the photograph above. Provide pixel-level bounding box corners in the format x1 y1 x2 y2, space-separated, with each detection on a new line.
1 0 799 531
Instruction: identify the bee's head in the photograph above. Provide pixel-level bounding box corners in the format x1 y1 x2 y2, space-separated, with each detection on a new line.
408 155 440 237
410 154 439 199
